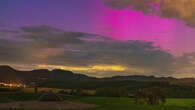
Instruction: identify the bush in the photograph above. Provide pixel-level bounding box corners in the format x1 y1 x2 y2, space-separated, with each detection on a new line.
134 89 166 105
0 87 21 92
38 91 63 101
69 89 91 96
95 87 129 97
0 97 14 103
58 90 70 95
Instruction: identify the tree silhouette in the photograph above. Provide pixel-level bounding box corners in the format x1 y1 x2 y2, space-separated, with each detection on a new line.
134 89 166 105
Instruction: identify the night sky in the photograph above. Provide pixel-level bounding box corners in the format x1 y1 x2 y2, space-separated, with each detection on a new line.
1 0 195 78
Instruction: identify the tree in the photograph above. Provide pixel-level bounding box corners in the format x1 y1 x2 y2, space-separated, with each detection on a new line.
31 77 48 94
134 89 166 105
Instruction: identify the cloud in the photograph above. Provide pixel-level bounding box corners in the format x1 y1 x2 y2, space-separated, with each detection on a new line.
103 0 195 27
0 29 19 34
0 22 7 27
172 53 195 78
0 25 175 77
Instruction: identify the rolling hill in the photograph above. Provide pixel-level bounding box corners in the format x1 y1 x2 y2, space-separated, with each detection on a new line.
0 65 195 89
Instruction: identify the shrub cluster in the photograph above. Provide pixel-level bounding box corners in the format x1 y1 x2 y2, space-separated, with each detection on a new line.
95 87 129 97
38 91 63 101
134 89 166 105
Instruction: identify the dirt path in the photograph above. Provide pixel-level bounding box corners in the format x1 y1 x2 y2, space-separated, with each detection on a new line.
0 101 97 109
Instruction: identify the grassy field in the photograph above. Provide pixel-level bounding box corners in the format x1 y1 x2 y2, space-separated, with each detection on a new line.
21 87 96 96
68 97 195 110
0 89 195 110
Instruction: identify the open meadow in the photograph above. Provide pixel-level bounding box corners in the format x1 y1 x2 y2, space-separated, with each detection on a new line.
0 88 195 110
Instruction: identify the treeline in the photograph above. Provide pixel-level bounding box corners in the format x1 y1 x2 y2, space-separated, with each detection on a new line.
58 87 130 97
57 87 195 98
37 80 195 98
42 80 170 89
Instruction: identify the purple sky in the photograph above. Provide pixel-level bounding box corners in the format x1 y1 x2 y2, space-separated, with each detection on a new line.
1 0 195 77
1 0 195 55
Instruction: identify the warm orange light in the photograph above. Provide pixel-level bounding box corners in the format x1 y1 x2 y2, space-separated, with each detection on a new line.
38 64 126 72
0 82 26 88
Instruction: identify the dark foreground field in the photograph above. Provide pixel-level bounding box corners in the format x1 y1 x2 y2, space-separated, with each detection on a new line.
1 92 195 110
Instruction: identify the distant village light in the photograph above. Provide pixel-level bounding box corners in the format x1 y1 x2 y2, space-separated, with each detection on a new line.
0 82 26 88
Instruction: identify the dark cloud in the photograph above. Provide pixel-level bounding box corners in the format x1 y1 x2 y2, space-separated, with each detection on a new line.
0 39 31 63
171 53 195 77
20 25 61 33
0 29 19 34
103 0 195 27
0 22 7 27
0 25 176 77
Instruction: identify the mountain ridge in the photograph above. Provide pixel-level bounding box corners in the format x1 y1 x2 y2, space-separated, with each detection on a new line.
0 65 194 87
